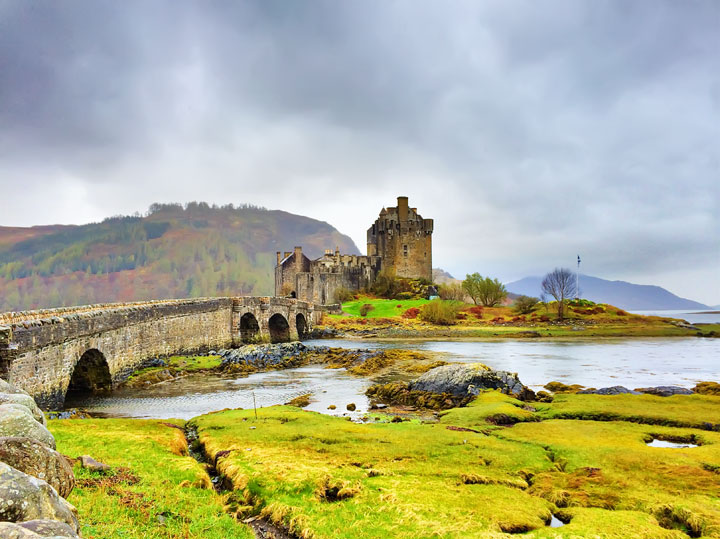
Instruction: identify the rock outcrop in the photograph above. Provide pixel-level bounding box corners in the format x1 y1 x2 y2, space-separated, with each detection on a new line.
577 386 641 395
0 462 79 532
634 386 694 397
220 342 317 369
0 405 56 449
0 378 79 536
0 519 79 538
0 438 75 498
410 364 535 401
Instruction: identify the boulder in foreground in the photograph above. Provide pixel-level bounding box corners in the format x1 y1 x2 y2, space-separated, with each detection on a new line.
411 364 535 401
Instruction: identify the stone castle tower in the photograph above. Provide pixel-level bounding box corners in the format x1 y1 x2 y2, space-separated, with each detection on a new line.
366 196 434 281
275 196 433 303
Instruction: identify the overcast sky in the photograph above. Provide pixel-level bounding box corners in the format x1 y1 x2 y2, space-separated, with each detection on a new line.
1 1 718 304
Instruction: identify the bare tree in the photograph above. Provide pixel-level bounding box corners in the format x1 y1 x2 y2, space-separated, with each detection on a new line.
541 268 577 319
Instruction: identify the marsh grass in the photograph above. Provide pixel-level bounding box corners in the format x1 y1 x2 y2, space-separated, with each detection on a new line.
540 393 720 430
48 392 720 538
48 418 251 539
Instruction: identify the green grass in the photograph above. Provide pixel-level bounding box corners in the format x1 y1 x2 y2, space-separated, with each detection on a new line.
48 393 720 538
124 355 222 385
48 418 251 539
499 419 720 537
337 296 429 318
538 393 720 430
193 406 554 537
439 390 538 427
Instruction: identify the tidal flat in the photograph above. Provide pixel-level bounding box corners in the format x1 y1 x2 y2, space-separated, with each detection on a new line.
49 391 720 538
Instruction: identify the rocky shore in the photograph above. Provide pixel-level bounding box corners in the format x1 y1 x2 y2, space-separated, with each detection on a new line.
0 379 80 537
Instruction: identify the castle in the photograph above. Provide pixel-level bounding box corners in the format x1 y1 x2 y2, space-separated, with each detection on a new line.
275 196 433 304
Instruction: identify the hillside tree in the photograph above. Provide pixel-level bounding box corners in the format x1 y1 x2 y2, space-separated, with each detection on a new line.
462 273 507 306
541 268 577 319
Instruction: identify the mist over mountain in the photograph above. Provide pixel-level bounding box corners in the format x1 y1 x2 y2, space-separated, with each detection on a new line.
506 274 710 311
0 202 359 312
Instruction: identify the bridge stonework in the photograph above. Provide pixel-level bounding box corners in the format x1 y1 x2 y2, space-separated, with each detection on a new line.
0 297 323 409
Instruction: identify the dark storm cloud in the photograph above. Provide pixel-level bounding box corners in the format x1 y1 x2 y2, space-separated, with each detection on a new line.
0 0 718 302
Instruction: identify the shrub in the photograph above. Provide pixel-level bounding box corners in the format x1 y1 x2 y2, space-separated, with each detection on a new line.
438 283 466 301
418 300 462 325
402 307 420 319
466 306 484 318
359 304 375 317
395 292 415 300
334 287 354 304
513 295 539 315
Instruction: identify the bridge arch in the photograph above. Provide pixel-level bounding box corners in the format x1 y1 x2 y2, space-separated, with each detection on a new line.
239 312 260 343
296 313 308 340
268 313 291 343
66 348 111 403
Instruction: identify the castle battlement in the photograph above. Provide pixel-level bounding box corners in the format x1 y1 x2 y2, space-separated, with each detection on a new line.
275 196 432 304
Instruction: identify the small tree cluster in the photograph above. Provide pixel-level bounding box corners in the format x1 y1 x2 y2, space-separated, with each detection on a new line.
462 273 507 306
513 295 539 315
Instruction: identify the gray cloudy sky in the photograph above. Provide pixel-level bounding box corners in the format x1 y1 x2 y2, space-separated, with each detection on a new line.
1 0 718 303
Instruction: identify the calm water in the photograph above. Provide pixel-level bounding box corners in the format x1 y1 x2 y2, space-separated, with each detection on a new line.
67 337 719 419
629 309 720 324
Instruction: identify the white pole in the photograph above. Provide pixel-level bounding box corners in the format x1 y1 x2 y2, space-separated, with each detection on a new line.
576 255 580 299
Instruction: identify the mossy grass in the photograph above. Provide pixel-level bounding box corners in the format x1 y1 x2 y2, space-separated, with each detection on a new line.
438 390 538 426
498 419 720 537
193 405 555 537
47 390 720 537
48 418 251 539
539 393 720 430
123 354 222 386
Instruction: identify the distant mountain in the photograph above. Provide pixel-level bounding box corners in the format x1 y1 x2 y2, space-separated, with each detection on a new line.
432 268 459 284
0 202 360 312
506 274 710 311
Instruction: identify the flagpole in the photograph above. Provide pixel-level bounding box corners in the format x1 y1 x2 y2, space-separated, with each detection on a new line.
576 255 580 299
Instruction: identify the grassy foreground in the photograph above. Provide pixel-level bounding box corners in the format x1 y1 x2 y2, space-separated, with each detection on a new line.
50 419 251 538
50 392 720 538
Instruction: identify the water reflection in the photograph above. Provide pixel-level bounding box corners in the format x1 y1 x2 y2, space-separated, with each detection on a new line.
66 365 371 420
306 338 720 391
66 337 719 420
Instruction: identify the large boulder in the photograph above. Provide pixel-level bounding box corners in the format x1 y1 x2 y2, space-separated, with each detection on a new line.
0 462 79 533
0 438 74 498
410 364 535 401
0 393 46 425
0 520 79 538
577 386 641 395
634 386 694 397
0 379 29 396
0 405 55 449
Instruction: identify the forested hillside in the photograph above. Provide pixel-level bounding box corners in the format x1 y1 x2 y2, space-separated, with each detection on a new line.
0 202 360 311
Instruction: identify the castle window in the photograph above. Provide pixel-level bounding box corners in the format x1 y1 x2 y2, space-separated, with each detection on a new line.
403 244 408 256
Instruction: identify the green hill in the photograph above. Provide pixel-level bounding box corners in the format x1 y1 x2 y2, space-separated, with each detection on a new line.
0 202 360 311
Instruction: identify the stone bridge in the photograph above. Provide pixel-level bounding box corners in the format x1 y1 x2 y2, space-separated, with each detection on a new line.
0 297 327 410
